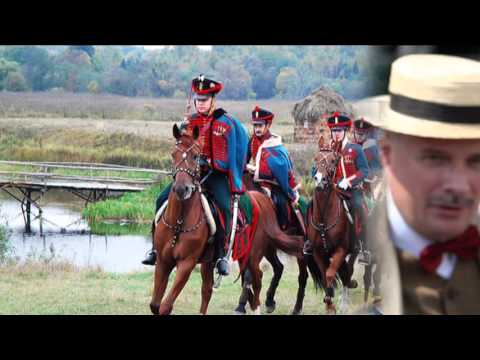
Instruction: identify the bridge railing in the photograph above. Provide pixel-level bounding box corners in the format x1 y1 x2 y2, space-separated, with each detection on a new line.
0 160 171 188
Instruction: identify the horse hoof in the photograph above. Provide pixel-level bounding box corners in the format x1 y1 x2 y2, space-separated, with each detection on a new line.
326 304 337 315
290 309 303 315
251 307 261 315
234 306 247 315
265 300 276 313
265 305 276 314
348 279 358 289
150 303 159 315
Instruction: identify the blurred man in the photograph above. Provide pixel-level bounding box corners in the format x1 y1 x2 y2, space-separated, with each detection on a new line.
352 118 382 207
367 54 480 314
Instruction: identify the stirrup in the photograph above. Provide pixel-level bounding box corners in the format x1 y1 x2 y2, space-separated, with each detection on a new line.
303 241 313 255
358 250 371 265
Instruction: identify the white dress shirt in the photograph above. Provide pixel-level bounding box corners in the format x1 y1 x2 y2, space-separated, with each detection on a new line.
386 189 457 279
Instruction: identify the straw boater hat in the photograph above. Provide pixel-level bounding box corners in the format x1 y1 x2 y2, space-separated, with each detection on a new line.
370 54 480 139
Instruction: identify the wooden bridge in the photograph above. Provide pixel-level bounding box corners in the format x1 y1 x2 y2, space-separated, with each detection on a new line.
0 160 170 233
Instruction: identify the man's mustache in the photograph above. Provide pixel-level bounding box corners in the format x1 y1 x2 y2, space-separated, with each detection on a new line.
427 192 475 208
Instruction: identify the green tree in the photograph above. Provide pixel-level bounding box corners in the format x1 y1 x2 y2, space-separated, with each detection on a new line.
5 71 28 91
214 61 252 100
3 46 53 90
275 67 301 99
0 58 21 90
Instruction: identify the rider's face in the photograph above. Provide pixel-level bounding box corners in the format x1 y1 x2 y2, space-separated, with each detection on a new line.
331 128 346 143
354 130 368 143
195 96 213 115
254 123 268 137
381 132 480 242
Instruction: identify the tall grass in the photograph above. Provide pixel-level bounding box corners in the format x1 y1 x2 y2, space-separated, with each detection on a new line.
83 180 170 223
0 206 10 263
0 127 173 169
0 92 296 125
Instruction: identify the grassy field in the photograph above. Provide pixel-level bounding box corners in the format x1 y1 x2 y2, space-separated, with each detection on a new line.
0 256 366 315
0 91 297 124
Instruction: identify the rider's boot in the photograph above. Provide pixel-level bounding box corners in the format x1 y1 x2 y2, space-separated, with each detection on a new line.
142 247 157 266
303 239 313 255
214 227 229 276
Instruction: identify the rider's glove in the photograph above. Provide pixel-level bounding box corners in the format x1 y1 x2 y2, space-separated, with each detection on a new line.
292 190 300 208
246 163 256 173
338 178 351 191
261 186 271 198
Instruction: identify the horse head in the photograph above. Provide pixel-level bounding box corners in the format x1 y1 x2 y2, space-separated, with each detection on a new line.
313 136 339 191
171 123 201 201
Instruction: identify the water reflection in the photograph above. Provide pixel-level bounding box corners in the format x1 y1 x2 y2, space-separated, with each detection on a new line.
0 190 152 273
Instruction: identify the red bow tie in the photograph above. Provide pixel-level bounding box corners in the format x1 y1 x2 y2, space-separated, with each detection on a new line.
419 225 480 274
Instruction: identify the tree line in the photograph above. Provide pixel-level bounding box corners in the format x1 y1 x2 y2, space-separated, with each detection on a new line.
0 45 376 101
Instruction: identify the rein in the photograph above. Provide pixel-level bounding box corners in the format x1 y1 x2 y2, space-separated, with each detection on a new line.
310 150 342 251
163 138 206 247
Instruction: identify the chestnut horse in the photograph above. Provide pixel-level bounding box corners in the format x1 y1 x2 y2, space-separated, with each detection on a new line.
306 137 358 314
234 171 309 315
149 125 304 315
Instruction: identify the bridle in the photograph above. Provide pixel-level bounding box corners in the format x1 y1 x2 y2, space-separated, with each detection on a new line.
162 137 205 247
171 139 202 184
310 148 342 251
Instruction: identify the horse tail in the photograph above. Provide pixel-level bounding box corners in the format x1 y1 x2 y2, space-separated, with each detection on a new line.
250 191 303 258
305 255 326 292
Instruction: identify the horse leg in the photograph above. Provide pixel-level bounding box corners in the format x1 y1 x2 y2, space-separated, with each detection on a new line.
372 262 382 303
337 262 353 314
234 271 251 315
291 257 308 315
345 251 359 289
264 247 284 314
158 259 196 315
312 250 336 315
150 257 175 315
363 263 373 303
249 258 263 315
199 262 214 315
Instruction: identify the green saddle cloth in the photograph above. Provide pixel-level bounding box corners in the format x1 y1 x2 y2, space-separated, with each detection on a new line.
238 193 254 225
297 196 308 218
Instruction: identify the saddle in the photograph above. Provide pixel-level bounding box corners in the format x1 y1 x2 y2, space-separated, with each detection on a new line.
154 191 259 267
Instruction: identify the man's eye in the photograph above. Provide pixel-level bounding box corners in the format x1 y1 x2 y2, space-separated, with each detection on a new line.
421 154 449 166
467 155 480 171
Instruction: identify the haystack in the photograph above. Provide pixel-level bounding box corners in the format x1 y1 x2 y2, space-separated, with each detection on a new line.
292 86 355 126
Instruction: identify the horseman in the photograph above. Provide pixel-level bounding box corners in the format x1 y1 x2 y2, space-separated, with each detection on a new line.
305 112 371 257
142 74 249 277
352 118 382 177
245 106 301 231
352 117 383 207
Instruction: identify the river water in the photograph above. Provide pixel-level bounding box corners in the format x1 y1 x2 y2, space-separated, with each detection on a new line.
0 190 153 273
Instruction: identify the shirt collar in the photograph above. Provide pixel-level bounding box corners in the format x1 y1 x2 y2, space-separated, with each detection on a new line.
386 188 456 279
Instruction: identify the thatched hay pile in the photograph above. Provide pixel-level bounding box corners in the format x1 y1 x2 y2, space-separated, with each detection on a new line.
292 86 355 126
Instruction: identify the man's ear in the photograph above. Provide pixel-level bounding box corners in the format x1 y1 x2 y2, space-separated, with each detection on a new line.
379 133 392 167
